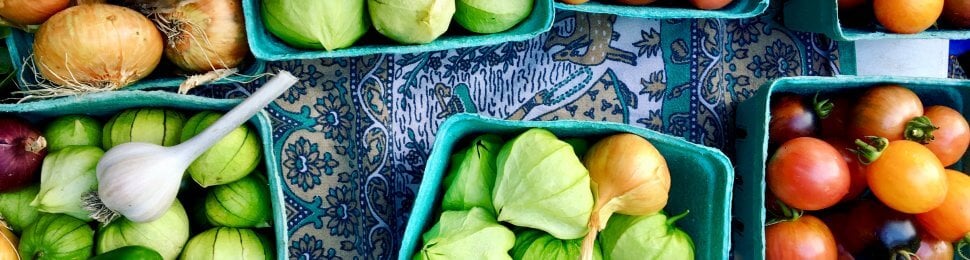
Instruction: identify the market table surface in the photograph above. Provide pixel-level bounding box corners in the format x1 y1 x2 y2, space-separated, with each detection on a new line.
184 4 966 260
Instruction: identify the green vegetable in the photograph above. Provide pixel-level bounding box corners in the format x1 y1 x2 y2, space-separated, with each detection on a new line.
441 134 503 214
204 174 271 228
262 0 369 50
43 115 101 151
180 227 272 260
455 0 533 34
368 0 455 44
0 184 40 232
103 108 186 150
493 128 593 240
416 207 514 260
180 111 261 187
19 214 94 260
512 229 602 260
97 201 190 260
31 146 104 221
599 212 695 260
91 246 163 260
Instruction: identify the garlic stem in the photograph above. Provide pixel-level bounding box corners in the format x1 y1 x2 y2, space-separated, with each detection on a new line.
176 71 298 159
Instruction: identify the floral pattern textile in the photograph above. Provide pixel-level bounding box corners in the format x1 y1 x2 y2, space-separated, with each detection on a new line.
191 5 963 260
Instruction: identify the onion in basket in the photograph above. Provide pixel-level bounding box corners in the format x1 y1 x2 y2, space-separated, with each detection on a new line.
32 4 163 94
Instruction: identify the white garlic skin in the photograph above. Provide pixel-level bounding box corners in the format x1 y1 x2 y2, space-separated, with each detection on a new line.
96 142 191 223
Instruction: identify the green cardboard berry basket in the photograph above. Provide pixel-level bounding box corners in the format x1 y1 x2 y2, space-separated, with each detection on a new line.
6 30 267 91
733 76 969 259
0 91 287 259
399 113 734 259
242 0 554 61
783 0 970 41
554 0 768 19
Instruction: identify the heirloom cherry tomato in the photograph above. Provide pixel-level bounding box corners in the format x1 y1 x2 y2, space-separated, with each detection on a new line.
915 232 953 260
874 0 944 34
827 139 867 202
766 215 838 260
817 96 854 140
850 85 923 141
689 0 733 10
858 138 947 214
767 137 850 210
922 106 970 166
769 94 817 144
857 207 920 259
916 170 970 242
822 200 882 255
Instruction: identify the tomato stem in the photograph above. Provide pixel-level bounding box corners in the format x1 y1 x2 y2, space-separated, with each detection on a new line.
852 136 889 165
904 116 938 144
776 200 802 221
958 234 970 260
813 92 834 119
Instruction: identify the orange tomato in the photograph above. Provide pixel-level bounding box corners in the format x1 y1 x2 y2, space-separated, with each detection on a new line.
922 106 970 166
689 0 733 10
616 0 659 5
560 0 589 4
916 170 970 242
873 0 944 34
866 140 947 214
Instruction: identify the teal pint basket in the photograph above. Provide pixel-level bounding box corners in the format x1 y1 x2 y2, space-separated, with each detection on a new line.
554 0 768 19
0 91 288 259
6 29 267 91
734 76 970 259
242 0 554 61
399 113 733 260
783 0 970 41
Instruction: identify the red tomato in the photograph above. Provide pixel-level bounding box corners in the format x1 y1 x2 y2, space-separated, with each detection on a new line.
769 94 817 144
689 0 733 9
922 106 970 166
818 97 854 140
850 85 923 141
766 215 838 260
916 170 970 242
767 137 850 210
866 140 947 214
827 139 867 202
915 232 954 260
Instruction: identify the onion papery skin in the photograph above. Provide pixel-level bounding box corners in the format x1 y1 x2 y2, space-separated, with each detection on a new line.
0 116 46 192
162 0 248 73
0 0 70 26
33 4 163 89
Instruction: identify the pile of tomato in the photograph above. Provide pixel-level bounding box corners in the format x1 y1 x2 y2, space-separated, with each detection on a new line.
764 85 970 259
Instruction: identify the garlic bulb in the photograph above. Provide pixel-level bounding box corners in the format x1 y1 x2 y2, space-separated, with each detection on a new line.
87 72 299 223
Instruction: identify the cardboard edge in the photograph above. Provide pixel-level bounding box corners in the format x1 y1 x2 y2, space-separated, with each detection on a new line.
553 0 769 19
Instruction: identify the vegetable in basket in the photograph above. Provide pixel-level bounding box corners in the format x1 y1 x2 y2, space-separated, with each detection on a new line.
102 108 186 150
32 146 104 221
180 111 262 187
369 0 455 44
441 134 503 214
0 184 40 232
512 228 602 260
262 0 369 51
43 115 101 151
180 227 273 260
455 0 533 34
96 200 190 260
0 115 47 192
416 207 515 260
203 174 271 228
599 212 695 260
18 214 94 260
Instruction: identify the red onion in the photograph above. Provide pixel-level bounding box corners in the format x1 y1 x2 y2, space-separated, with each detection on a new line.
0 116 47 192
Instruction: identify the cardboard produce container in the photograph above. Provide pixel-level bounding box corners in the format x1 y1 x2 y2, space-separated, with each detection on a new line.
0 90 288 259
243 0 555 61
399 113 734 260
554 0 768 19
783 0 970 41
733 76 968 259
6 30 267 91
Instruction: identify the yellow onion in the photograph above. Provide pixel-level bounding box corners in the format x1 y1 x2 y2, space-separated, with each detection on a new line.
0 0 70 26
579 133 671 260
33 4 163 90
0 220 17 260
157 0 249 73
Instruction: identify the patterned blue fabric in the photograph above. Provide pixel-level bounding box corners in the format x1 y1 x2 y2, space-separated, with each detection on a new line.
192 5 855 260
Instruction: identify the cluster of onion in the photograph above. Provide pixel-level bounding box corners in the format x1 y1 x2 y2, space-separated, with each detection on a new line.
0 0 249 96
